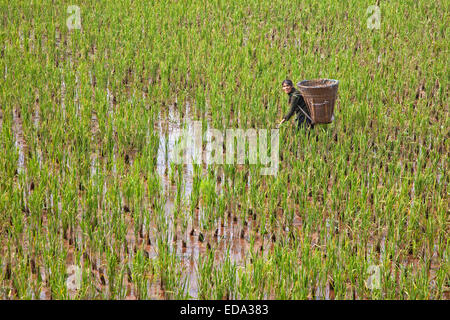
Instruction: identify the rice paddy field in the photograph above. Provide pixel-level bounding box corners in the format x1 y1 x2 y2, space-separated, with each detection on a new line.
0 0 448 300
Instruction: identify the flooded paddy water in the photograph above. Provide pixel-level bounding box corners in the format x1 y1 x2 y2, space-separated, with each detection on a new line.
122 102 278 299
12 108 27 174
2 94 446 300
2 98 279 300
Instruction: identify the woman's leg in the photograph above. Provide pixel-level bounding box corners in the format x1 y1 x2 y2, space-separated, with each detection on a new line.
296 114 306 130
306 117 314 130
297 115 314 135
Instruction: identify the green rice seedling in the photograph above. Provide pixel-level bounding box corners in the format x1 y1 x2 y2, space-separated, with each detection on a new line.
131 249 150 300
174 163 183 215
199 175 216 230
216 193 226 226
155 236 188 299
190 163 202 216
196 247 215 299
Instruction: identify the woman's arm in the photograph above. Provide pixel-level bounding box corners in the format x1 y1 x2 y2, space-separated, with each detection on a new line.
282 94 300 122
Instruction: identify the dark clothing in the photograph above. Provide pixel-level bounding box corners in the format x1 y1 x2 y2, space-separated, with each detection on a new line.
283 88 314 130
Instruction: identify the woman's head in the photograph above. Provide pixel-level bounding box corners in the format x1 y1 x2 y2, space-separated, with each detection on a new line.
282 79 294 94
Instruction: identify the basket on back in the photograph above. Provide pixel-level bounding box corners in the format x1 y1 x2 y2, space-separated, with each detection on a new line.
297 79 339 124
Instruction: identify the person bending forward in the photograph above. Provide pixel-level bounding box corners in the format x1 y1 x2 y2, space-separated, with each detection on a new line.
278 79 314 130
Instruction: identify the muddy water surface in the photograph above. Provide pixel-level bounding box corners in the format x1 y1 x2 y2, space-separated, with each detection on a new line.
153 102 272 298
12 108 27 174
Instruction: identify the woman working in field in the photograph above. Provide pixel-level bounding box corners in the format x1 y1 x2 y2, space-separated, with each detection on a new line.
278 79 314 130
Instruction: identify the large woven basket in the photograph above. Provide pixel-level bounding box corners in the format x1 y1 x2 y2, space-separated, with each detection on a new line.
297 79 339 124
